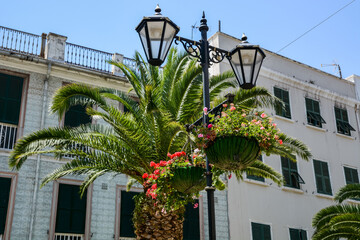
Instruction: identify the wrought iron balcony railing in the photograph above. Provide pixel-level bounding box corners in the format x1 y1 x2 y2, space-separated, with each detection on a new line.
0 122 18 150
54 232 84 240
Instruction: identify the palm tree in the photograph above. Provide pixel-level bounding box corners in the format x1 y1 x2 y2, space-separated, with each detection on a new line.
312 184 360 240
9 48 310 239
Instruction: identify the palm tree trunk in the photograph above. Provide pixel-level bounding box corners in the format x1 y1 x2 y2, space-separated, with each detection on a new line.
134 193 185 240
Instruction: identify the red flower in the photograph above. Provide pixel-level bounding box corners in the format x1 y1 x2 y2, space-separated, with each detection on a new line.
142 173 148 179
160 161 167 167
154 169 160 175
167 152 171 158
208 124 213 129
194 203 199 209
278 139 283 145
228 174 232 179
150 161 156 167
151 184 157 190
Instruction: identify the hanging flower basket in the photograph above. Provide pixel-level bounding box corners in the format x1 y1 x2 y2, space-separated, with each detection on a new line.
205 136 260 170
170 166 206 194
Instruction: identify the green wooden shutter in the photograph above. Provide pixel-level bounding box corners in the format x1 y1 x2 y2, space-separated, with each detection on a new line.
300 230 308 240
64 105 91 128
274 87 291 119
120 191 138 237
289 229 307 240
55 184 87 234
313 160 332 195
281 157 299 189
252 222 271 240
0 178 11 235
183 200 200 240
0 73 24 125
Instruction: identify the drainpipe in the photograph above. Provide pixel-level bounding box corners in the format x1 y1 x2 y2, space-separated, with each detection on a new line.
28 62 51 240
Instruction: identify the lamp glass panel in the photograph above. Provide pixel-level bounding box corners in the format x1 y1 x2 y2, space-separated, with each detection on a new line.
252 50 264 84
240 49 256 84
230 51 245 86
139 27 149 60
147 21 165 59
160 22 177 60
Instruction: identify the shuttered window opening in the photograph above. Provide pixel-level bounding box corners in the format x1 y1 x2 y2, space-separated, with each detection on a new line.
289 228 307 240
344 167 359 185
0 73 24 125
313 160 332 195
247 155 265 182
55 184 87 234
281 157 305 189
120 191 138 238
305 98 325 128
64 105 91 128
335 107 355 136
183 200 200 240
0 178 11 236
251 222 271 240
274 87 291 119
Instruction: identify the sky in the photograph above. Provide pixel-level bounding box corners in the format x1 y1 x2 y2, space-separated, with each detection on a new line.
1 0 359 78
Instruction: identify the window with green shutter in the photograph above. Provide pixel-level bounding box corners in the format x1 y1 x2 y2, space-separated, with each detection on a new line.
247 155 265 182
64 105 91 128
344 167 359 185
120 191 138 238
0 178 11 235
305 98 326 128
55 184 87 234
274 87 291 119
313 160 332 195
0 73 24 125
251 222 271 240
289 228 307 240
281 157 302 189
335 107 355 136
183 200 200 240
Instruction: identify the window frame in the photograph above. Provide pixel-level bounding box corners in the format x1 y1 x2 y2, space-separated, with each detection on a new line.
305 98 325 128
274 87 291 119
250 221 272 240
0 70 29 149
334 107 355 136
281 157 301 189
48 179 93 240
114 185 205 240
313 160 332 196
289 228 308 240
0 172 17 240
343 166 359 185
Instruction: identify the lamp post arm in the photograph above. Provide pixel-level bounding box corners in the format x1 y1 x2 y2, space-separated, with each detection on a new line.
174 36 231 64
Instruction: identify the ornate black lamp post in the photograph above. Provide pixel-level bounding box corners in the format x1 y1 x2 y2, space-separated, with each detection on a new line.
136 5 265 240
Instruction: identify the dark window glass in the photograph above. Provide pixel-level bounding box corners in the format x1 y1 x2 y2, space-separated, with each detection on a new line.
281 157 300 189
289 228 307 240
344 167 359 185
120 191 138 238
251 222 271 240
305 98 325 128
274 87 291 119
64 105 91 128
183 200 200 240
0 177 11 235
247 155 265 182
0 73 24 125
313 160 332 195
55 184 87 234
335 107 355 136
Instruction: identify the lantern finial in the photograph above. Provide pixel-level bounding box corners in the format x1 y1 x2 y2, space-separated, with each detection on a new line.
241 33 248 43
155 4 162 15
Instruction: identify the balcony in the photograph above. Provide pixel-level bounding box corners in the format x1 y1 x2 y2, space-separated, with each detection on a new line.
0 122 17 150
54 233 84 240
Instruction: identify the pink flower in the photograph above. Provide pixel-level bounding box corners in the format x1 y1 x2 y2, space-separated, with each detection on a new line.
242 114 246 117
260 126 265 130
198 133 204 138
203 107 208 115
272 123 277 127
278 139 283 145
261 113 267 118
241 123 246 127
208 124 213 129
194 203 199 209
274 135 279 140
228 174 232 179
223 104 228 108
230 106 236 111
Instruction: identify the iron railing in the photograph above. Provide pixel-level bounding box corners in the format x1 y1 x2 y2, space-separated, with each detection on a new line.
119 237 136 240
54 233 84 240
0 122 17 150
0 26 43 56
65 43 113 73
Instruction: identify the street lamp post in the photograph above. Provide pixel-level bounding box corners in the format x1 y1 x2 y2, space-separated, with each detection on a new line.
136 5 266 240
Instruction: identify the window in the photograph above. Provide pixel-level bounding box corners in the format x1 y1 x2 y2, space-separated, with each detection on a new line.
344 167 359 185
0 178 11 238
281 157 304 189
64 105 91 128
55 184 87 235
305 98 326 128
251 222 271 240
313 160 332 195
335 107 355 136
247 155 265 182
0 73 25 150
289 228 307 240
183 200 200 240
119 191 138 238
274 87 291 119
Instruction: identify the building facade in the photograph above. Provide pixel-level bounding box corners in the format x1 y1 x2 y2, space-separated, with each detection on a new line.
209 32 360 240
0 26 230 240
